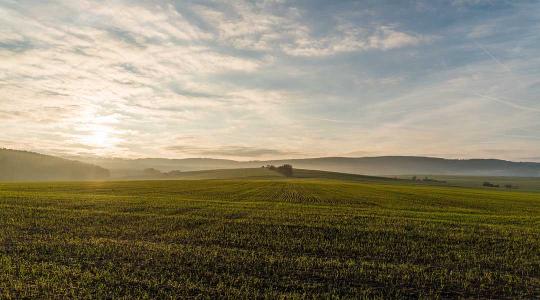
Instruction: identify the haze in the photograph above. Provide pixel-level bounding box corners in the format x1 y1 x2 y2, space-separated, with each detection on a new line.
1 0 539 161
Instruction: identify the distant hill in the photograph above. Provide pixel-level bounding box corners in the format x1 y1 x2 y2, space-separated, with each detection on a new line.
0 149 110 181
80 157 243 171
74 157 247 178
265 156 540 177
75 155 540 177
113 166 400 182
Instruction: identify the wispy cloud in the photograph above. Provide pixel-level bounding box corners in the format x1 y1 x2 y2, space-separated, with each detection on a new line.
0 0 539 160
166 145 300 158
473 93 540 113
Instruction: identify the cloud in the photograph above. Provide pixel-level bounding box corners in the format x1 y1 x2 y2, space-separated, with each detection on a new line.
368 26 428 50
166 145 299 158
283 24 429 57
0 0 539 160
473 93 540 113
194 2 430 57
451 0 500 7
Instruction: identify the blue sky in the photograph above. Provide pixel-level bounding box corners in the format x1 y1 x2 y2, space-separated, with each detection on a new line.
1 0 539 160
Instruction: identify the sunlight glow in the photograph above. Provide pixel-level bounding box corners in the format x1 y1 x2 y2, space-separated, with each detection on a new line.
81 129 110 148
77 120 120 151
75 107 122 151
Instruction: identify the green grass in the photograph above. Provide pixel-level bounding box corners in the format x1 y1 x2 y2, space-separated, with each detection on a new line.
1 178 539 298
147 167 396 182
398 175 540 192
161 167 285 180
292 168 400 182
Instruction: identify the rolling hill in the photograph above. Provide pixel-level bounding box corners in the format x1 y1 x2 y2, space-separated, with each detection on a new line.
120 167 399 182
3 149 540 180
266 156 540 177
0 149 110 181
75 155 540 177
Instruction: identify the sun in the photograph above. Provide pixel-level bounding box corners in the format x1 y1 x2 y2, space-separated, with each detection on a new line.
84 130 109 147
79 125 114 148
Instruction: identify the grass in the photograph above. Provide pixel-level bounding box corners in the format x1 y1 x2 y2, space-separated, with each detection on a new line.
130 167 396 182
0 176 539 298
397 175 540 192
157 167 285 180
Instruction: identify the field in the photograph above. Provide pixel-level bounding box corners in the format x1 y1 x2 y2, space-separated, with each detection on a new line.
397 174 540 192
1 173 540 298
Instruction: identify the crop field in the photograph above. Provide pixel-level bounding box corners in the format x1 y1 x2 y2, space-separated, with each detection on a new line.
1 177 540 298
398 175 540 192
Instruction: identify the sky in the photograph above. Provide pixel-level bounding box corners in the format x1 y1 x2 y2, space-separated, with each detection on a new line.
1 0 540 161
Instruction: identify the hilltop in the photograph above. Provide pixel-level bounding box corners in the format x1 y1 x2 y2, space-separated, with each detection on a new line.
0 149 109 181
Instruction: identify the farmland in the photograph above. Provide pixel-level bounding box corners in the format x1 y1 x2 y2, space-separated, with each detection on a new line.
1 174 539 298
396 174 540 192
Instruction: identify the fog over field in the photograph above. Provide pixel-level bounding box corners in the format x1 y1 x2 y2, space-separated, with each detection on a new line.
77 154 540 177
3 149 540 181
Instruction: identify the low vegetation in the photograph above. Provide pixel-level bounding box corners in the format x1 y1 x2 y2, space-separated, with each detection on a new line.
1 177 539 298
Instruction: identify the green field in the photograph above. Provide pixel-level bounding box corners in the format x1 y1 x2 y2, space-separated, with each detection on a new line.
151 167 286 180
397 175 540 192
1 175 540 298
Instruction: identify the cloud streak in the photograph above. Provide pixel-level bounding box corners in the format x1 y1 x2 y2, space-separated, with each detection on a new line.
166 145 300 158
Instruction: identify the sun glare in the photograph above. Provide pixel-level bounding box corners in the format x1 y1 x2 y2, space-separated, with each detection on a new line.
78 124 117 149
83 130 109 147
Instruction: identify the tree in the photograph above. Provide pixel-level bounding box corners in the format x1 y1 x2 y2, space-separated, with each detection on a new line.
483 182 499 188
276 164 293 177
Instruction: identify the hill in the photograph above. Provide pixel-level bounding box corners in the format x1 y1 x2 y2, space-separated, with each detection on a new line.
0 149 110 181
114 166 540 192
122 167 398 182
265 156 540 177
75 155 540 177
291 168 398 182
75 157 245 178
123 167 284 180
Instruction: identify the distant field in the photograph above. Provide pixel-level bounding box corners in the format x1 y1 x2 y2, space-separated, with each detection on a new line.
141 168 540 193
1 178 539 298
157 167 285 180
397 174 540 192
124 167 399 182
